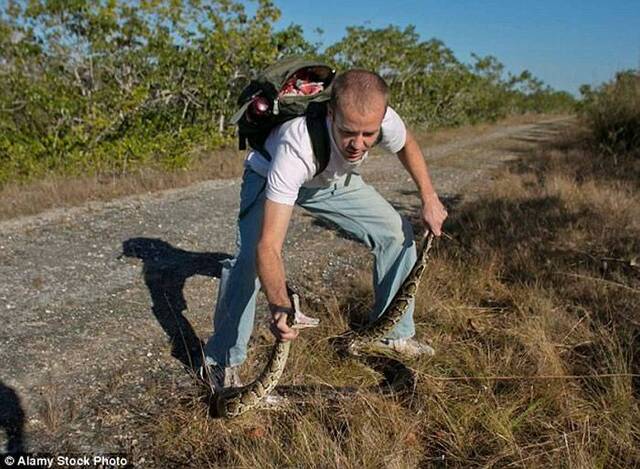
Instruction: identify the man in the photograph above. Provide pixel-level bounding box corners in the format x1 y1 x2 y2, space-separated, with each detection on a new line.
201 69 448 390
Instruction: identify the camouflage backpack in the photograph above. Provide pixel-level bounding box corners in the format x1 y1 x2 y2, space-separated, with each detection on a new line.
231 57 336 176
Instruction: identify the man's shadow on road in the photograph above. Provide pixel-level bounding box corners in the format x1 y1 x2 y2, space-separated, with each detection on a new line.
0 381 25 454
121 238 231 372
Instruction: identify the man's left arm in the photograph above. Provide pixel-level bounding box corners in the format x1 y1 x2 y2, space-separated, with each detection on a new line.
396 129 448 236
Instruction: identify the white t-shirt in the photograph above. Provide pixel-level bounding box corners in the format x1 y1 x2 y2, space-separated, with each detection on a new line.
245 106 407 205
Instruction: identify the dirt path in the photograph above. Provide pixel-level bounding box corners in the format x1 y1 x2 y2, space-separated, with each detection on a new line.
0 116 573 454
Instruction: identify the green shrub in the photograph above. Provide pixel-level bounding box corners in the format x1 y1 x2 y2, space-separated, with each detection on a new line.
580 70 640 154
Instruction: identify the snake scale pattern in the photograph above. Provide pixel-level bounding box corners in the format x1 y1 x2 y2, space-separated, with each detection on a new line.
214 232 435 418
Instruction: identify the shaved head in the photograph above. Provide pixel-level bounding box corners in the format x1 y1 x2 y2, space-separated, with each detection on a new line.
327 69 389 164
330 69 389 116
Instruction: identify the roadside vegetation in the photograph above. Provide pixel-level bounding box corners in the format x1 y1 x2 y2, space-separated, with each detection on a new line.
579 69 640 155
0 0 574 193
121 70 637 466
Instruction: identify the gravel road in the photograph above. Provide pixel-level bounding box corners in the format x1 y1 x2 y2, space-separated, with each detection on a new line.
0 116 572 454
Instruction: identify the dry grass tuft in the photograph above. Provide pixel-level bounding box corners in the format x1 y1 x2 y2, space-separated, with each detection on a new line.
0 148 246 220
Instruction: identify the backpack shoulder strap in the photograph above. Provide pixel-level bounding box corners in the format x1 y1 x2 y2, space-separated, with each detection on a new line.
305 101 330 177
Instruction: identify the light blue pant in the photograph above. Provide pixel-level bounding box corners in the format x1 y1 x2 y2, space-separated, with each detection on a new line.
204 167 417 367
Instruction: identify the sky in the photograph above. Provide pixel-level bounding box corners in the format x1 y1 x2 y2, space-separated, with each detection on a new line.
271 0 640 96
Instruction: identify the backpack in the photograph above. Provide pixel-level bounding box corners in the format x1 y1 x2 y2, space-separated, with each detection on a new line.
230 57 336 176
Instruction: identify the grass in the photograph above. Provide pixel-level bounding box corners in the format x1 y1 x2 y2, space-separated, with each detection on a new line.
127 123 639 467
0 113 561 221
0 147 246 221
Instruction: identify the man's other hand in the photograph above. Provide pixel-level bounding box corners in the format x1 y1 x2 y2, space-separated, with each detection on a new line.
421 193 448 236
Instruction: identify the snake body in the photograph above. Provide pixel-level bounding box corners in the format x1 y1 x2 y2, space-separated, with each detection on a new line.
346 233 434 356
213 232 435 418
216 340 292 418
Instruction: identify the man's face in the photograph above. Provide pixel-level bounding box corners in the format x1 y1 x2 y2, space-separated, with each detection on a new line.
328 97 386 163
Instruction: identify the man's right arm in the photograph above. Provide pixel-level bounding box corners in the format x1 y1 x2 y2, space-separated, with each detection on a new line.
256 198 299 341
258 118 316 340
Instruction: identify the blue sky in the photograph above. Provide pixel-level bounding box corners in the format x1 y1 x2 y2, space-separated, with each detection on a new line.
271 0 640 95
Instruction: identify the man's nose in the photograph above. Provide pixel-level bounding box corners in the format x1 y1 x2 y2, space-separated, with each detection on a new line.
351 134 365 149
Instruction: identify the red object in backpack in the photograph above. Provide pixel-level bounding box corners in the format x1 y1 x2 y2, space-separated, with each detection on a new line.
246 96 271 122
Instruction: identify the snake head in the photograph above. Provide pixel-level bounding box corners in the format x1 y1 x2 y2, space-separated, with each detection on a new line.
288 293 320 329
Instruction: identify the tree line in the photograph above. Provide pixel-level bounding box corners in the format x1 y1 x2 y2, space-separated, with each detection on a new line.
0 0 575 185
